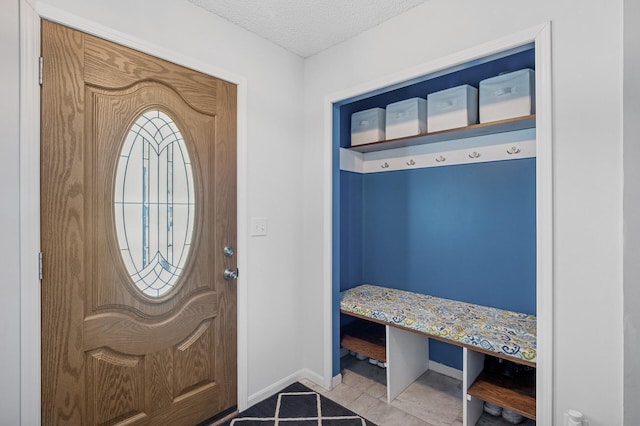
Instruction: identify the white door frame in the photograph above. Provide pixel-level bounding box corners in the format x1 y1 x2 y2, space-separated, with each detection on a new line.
321 23 553 424
19 1 250 423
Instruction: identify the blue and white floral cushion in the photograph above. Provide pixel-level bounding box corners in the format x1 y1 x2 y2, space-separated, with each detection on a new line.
340 284 536 364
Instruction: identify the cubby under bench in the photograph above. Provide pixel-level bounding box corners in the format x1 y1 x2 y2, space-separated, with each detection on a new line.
340 284 537 425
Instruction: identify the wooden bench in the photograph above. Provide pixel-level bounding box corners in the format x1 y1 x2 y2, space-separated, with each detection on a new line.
340 284 537 424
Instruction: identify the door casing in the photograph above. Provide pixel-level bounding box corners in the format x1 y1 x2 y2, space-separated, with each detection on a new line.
18 3 250 424
321 22 553 424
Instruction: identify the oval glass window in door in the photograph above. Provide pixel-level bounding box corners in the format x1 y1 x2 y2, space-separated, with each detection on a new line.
114 110 196 298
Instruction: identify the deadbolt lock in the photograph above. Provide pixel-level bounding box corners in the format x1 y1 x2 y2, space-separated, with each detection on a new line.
223 245 235 257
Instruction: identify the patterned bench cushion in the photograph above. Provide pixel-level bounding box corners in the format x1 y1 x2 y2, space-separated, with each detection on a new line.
340 284 536 364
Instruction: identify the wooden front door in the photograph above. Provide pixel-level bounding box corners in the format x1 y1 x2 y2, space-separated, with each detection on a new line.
41 21 237 425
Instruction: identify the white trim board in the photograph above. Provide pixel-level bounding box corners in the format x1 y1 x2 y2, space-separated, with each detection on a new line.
340 140 536 174
323 22 553 425
429 361 464 382
19 1 251 421
247 369 308 408
533 23 554 424
19 2 41 425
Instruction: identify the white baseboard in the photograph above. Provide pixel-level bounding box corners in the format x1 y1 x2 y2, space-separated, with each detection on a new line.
429 360 463 381
246 368 341 409
302 368 340 390
247 361 461 409
331 373 342 389
246 370 306 409
301 368 327 389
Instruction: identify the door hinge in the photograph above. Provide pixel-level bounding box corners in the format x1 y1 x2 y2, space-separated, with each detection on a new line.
38 56 43 86
38 252 43 280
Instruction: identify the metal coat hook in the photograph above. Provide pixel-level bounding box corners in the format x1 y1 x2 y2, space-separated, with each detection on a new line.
507 146 521 155
406 159 416 166
381 162 390 169
435 155 446 163
468 151 480 159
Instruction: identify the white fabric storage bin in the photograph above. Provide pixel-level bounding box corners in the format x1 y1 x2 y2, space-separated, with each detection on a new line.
385 97 427 140
427 85 478 132
479 69 535 123
351 108 386 146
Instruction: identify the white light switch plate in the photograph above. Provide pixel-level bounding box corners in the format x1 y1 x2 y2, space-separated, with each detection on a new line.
251 217 268 236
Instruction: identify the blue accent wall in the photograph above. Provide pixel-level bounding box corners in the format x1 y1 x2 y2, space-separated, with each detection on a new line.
362 160 536 314
360 160 536 369
340 171 364 290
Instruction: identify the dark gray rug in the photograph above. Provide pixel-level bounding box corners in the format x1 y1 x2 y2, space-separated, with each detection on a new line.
220 382 376 425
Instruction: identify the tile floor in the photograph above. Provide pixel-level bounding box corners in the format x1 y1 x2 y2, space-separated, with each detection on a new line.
300 355 535 426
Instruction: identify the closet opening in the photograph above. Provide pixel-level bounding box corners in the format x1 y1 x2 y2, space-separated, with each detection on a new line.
327 27 552 424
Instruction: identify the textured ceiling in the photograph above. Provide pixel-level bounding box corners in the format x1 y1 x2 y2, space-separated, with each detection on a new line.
189 0 428 57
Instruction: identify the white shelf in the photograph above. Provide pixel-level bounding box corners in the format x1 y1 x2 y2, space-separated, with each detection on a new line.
348 114 536 154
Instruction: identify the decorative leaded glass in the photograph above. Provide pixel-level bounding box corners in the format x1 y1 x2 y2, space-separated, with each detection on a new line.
114 110 195 298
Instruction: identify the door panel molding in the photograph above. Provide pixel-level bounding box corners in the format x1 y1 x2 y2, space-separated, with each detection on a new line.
83 291 218 353
88 81 216 314
86 348 146 425
83 35 219 115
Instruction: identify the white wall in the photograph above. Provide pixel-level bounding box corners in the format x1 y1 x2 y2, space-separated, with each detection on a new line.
623 0 640 422
0 0 22 424
7 0 306 415
302 1 624 425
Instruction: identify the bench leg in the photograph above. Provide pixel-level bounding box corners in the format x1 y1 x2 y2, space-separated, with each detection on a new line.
386 326 429 403
463 348 485 426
